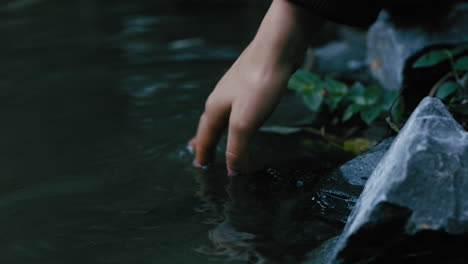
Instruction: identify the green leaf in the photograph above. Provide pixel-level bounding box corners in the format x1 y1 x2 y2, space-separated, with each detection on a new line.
349 82 366 105
382 90 399 111
360 106 382 125
364 85 381 105
342 104 362 122
412 49 451 68
452 43 468 56
323 78 348 111
454 56 468 71
435 81 458 100
302 89 323 112
325 78 348 96
348 82 382 106
391 97 405 124
288 70 321 92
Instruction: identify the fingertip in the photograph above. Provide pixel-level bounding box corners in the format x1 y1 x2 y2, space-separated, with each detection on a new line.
227 168 239 177
192 160 209 170
186 138 195 154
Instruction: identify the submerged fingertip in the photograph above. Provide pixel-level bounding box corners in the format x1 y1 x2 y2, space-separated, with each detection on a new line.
186 143 194 154
192 160 209 170
227 169 239 177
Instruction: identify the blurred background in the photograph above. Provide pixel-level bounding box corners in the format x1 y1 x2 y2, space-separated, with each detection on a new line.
0 0 271 263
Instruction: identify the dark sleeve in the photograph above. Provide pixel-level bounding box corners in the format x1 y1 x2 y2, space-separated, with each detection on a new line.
288 0 383 27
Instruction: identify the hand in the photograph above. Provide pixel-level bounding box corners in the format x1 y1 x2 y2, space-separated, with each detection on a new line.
190 45 293 176
189 0 314 176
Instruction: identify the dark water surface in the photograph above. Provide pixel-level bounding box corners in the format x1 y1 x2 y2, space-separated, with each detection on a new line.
0 1 270 263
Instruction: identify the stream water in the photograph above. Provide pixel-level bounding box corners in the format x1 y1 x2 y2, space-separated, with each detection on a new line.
1 1 357 263
0 1 270 263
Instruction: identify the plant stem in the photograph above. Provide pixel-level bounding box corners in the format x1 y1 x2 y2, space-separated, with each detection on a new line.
385 117 400 133
429 71 454 97
446 50 461 84
303 127 344 145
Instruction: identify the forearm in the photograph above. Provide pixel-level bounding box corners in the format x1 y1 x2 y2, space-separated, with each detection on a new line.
246 0 317 73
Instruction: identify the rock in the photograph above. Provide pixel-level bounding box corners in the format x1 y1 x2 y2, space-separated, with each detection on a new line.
311 25 372 83
367 3 468 91
337 137 394 186
305 97 468 264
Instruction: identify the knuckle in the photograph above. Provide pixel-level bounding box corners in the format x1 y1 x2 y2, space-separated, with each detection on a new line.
229 119 252 135
229 120 251 134
204 96 218 112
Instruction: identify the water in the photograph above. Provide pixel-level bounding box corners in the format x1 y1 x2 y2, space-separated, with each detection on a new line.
0 1 269 263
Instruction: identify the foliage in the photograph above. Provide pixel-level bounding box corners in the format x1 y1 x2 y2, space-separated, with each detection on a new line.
412 43 468 69
412 43 468 125
288 70 404 126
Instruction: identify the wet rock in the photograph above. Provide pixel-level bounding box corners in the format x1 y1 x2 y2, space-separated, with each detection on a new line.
337 137 393 186
305 97 468 264
367 3 468 91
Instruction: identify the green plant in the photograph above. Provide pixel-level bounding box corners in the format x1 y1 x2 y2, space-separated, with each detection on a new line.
412 43 468 100
288 70 404 126
411 43 468 129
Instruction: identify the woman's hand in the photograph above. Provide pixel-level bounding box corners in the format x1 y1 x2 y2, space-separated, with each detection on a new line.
189 0 314 176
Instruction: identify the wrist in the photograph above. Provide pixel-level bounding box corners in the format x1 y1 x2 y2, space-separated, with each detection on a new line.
249 0 314 72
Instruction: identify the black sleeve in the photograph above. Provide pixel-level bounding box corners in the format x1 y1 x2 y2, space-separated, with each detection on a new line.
288 0 383 27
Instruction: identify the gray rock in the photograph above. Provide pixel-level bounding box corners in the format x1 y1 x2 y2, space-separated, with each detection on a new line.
338 137 394 186
305 97 468 264
367 3 468 91
311 25 371 83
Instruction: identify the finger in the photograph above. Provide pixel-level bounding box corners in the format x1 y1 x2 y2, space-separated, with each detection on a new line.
187 138 196 154
225 117 253 177
193 100 230 166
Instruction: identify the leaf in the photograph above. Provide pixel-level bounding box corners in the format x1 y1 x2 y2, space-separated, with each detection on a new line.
363 85 382 105
302 89 323 112
343 138 371 155
325 78 348 96
412 49 451 68
342 104 362 122
323 78 348 111
454 56 468 71
349 82 382 106
382 90 399 111
288 70 321 92
360 106 382 125
349 82 366 105
452 43 468 56
435 81 458 100
391 97 405 124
